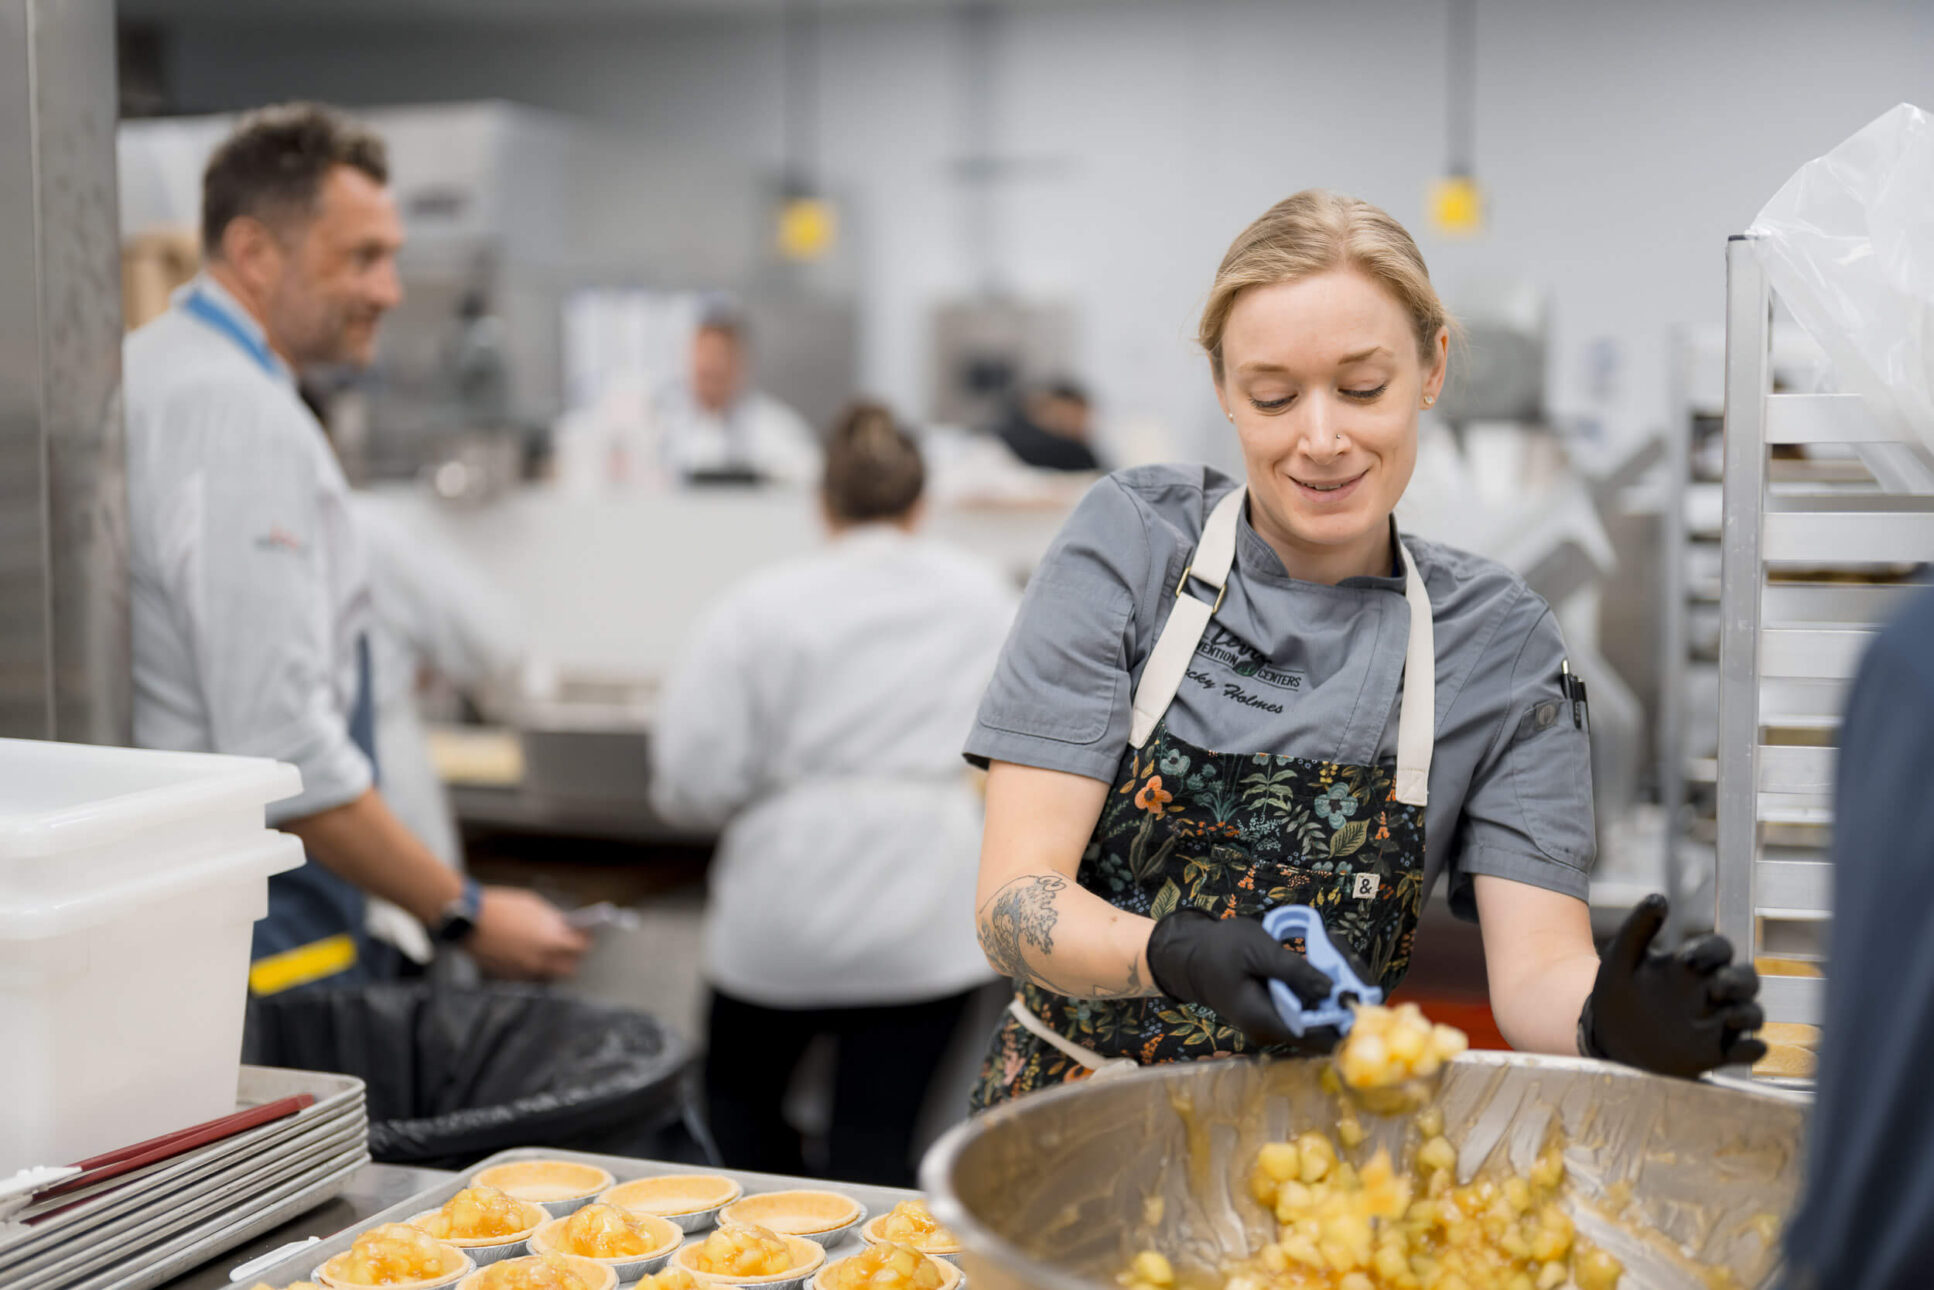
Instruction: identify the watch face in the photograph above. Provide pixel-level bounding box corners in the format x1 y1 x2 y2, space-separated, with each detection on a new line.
435 894 478 944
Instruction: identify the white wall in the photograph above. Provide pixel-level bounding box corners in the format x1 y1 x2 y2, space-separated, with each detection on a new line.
158 0 1934 462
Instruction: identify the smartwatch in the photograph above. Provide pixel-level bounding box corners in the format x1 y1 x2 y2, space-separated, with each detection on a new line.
432 877 483 945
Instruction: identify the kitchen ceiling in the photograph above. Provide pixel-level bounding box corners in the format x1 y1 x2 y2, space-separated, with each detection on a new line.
118 0 1087 23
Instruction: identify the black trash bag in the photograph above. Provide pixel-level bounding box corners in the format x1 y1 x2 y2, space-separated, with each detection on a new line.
243 984 693 1168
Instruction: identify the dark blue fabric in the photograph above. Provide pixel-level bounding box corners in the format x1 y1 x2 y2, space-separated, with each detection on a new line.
348 632 380 787
251 633 384 986
1783 584 1934 1290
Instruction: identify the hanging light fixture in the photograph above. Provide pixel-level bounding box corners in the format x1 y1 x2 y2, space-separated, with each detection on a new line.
1429 0 1484 237
776 0 837 262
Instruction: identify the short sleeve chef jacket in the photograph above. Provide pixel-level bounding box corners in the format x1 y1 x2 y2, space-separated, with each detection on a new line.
125 276 375 825
963 465 1595 919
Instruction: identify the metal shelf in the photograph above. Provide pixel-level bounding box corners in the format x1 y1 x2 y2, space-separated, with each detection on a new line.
1714 234 1922 1036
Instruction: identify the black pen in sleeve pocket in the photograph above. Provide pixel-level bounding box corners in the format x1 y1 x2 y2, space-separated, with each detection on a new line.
1559 659 1590 732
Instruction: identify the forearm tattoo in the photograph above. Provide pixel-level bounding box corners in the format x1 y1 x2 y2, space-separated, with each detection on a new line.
979 875 1065 983
978 874 1151 998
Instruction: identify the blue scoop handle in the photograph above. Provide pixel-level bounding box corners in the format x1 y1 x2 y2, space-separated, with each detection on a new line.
1260 904 1383 1038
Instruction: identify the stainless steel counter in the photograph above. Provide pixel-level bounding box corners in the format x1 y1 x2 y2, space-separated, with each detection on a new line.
160 1162 455 1290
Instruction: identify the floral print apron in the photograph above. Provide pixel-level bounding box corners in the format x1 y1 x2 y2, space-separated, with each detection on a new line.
971 488 1435 1109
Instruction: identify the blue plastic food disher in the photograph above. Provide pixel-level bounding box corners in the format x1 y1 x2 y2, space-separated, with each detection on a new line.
1259 904 1383 1037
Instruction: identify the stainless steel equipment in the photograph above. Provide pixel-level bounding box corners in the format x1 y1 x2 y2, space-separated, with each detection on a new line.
924 1054 1808 1290
0 1067 368 1290
930 298 1077 431
1714 234 1930 1034
0 0 130 743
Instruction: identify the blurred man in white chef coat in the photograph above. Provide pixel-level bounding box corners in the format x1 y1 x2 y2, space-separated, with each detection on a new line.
651 308 822 486
124 103 587 995
652 403 1016 1185
352 497 526 974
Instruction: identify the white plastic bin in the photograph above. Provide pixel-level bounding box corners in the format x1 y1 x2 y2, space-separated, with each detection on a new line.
0 738 303 1175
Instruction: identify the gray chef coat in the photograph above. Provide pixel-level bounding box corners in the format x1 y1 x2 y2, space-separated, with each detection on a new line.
963 464 1595 919
125 275 377 978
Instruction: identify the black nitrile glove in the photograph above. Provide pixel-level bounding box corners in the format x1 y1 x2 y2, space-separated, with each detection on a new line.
1145 908 1347 1047
1581 893 1767 1078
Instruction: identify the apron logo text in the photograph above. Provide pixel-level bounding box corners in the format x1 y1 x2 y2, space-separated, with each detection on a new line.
1194 626 1305 691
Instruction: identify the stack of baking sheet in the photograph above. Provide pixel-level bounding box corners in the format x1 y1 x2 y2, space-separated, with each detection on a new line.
0 1066 368 1290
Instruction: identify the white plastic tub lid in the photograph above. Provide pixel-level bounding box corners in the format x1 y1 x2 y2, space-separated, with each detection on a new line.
0 831 303 938
0 739 302 860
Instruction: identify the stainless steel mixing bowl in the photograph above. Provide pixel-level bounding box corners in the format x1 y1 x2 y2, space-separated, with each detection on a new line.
922 1053 1809 1290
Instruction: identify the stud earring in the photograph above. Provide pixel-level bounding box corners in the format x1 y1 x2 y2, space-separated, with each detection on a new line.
1423 394 1436 408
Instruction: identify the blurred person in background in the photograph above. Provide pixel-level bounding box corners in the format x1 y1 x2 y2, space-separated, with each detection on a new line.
995 377 1103 472
1782 583 1934 1290
124 103 588 996
352 498 526 978
652 308 822 485
651 403 1017 1185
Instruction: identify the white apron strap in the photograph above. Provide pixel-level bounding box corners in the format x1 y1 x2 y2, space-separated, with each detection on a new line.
1392 541 1434 807
1007 996 1141 1080
1125 487 1436 806
1128 488 1245 749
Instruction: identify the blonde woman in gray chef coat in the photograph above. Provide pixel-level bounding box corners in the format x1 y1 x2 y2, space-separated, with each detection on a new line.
651 404 1017 1185
964 190 1766 1108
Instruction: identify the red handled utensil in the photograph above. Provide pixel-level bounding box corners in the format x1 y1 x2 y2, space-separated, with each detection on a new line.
24 1093 314 1217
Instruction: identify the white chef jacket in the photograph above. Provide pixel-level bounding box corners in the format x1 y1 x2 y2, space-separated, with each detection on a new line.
650 526 1018 1007
354 499 525 962
652 384 822 486
126 276 374 825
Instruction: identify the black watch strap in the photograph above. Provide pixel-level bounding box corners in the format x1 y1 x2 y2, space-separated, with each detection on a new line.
432 877 483 944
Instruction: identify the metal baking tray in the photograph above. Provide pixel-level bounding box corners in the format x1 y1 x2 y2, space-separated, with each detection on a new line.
0 1119 367 1286
0 1102 365 1264
81 1149 368 1290
0 1066 364 1257
240 1146 925 1285
0 1102 365 1269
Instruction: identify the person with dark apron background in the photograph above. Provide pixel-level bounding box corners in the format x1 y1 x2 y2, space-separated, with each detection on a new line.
962 190 1767 1106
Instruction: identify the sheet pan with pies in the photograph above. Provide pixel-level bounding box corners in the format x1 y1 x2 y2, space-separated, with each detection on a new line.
238 1148 927 1289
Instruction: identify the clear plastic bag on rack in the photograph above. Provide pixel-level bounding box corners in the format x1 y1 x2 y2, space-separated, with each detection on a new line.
1750 102 1934 489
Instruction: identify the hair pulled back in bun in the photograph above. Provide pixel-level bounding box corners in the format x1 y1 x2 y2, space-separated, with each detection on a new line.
822 402 925 524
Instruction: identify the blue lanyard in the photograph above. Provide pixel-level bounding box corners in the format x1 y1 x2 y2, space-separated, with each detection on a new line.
183 288 281 377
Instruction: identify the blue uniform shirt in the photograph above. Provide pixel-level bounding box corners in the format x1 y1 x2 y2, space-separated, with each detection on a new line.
1783 584 1934 1289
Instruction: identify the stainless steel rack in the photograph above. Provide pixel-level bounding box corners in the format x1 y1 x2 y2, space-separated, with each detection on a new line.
1714 234 1930 1035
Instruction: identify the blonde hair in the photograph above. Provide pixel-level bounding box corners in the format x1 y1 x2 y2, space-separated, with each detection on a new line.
1199 189 1450 380
822 402 925 523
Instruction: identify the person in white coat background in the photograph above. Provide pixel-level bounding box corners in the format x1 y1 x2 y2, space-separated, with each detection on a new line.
352 498 526 973
124 103 587 993
651 309 822 486
651 403 1017 1186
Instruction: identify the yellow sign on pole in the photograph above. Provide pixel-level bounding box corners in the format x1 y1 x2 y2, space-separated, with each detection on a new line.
1428 175 1484 237
777 196 838 262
